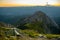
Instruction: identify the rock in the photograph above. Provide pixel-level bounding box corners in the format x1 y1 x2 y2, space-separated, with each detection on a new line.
38 34 47 38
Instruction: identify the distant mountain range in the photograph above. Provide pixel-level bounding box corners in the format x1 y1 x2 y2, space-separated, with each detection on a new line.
0 6 60 26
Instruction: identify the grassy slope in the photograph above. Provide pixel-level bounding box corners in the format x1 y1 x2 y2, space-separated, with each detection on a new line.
0 27 60 40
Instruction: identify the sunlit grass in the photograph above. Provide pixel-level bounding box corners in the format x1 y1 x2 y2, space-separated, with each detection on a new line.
0 27 60 40
44 34 60 39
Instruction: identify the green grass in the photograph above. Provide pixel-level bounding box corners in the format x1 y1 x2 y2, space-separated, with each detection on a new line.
24 21 45 34
0 27 60 40
21 29 39 37
44 34 60 39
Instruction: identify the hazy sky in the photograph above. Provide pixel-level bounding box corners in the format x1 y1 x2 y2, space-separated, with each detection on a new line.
0 0 59 4
0 0 60 6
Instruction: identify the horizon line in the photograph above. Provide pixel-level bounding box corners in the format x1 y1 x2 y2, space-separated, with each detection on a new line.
0 4 60 7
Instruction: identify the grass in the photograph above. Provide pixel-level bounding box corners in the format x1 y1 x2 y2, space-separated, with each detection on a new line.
21 29 39 37
0 34 60 40
44 34 60 39
0 27 60 40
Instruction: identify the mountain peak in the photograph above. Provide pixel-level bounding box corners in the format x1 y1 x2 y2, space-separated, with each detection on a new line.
35 11 45 15
18 11 59 34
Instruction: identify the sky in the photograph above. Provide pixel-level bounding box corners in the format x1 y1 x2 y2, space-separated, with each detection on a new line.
0 0 60 7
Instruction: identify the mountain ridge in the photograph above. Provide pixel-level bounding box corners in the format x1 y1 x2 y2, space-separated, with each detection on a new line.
18 11 60 34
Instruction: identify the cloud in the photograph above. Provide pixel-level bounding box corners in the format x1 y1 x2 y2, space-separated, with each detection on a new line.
0 0 60 6
0 0 47 4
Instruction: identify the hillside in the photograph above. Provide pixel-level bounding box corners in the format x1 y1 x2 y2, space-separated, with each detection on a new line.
17 11 60 34
0 6 60 40
0 22 60 40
